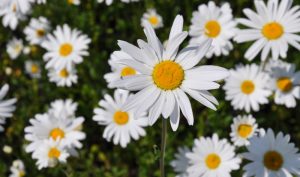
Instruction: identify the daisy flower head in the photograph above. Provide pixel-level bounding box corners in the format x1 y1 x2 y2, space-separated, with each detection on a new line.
170 146 190 177
223 64 272 112
243 129 300 177
25 60 42 79
230 115 258 147
42 24 91 70
9 159 26 177
49 99 78 118
186 134 241 177
93 89 148 148
32 139 69 170
141 9 163 29
6 38 23 60
24 17 50 45
268 62 300 107
0 84 17 132
48 66 78 87
112 15 229 131
189 1 237 58
235 0 300 61
104 51 139 88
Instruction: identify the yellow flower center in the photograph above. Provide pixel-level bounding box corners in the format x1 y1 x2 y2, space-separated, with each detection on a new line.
48 147 61 158
277 77 293 92
59 68 69 78
205 153 221 169
12 3 17 12
49 128 65 140
67 0 74 4
121 67 136 77
59 43 73 57
114 111 129 125
264 151 283 171
31 64 39 74
149 16 159 25
19 171 25 177
237 124 253 138
241 80 255 95
204 20 221 38
152 61 184 90
36 29 45 37
262 22 284 40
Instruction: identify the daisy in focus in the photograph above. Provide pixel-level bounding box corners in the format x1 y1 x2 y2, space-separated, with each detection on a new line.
0 84 17 132
6 38 23 60
24 17 50 45
9 159 26 177
93 89 148 148
186 134 241 177
112 15 229 131
235 0 300 61
25 60 42 79
223 64 272 112
41 24 91 70
230 115 258 147
243 129 300 177
104 51 138 88
170 146 190 177
189 1 237 58
268 61 300 108
48 67 78 87
141 9 163 29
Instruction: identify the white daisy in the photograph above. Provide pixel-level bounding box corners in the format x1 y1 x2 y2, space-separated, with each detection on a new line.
0 84 17 132
25 60 42 79
9 159 26 177
32 139 69 170
268 62 300 107
97 0 140 5
141 9 163 29
230 115 258 147
49 99 78 118
170 146 190 177
235 0 300 61
243 129 300 177
24 17 50 45
6 38 23 60
189 1 237 58
25 111 85 153
224 64 272 112
41 24 91 70
67 0 80 5
93 89 148 148
186 134 241 177
48 67 78 87
112 15 229 131
104 51 138 88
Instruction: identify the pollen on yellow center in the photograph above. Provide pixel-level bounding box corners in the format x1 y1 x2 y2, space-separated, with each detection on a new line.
152 61 184 90
277 77 293 92
121 67 136 77
114 111 129 125
36 29 45 37
262 22 284 40
48 147 61 158
149 16 159 25
59 68 69 78
49 128 65 140
237 124 253 138
205 153 221 169
241 80 255 95
59 43 73 57
31 64 39 74
264 151 283 171
204 20 221 38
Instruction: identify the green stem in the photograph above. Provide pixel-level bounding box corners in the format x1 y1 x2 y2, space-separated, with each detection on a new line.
160 119 167 177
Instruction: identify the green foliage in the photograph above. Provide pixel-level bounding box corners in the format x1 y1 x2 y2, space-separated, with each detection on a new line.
1 0 300 176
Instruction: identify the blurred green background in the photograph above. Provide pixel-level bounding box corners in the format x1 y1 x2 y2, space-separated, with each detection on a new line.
1 0 300 176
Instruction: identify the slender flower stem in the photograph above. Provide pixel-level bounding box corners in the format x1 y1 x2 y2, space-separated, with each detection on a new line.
160 118 168 177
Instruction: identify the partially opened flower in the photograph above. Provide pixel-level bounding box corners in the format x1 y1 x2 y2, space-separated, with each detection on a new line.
243 129 300 177
9 159 26 177
170 146 190 177
235 0 300 61
112 15 229 131
141 9 163 29
0 84 17 132
25 60 42 79
93 89 148 148
6 38 23 60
